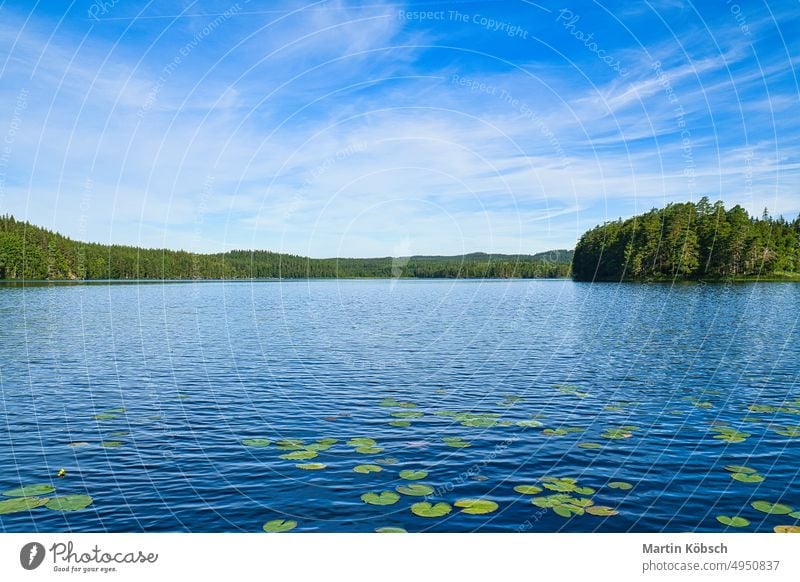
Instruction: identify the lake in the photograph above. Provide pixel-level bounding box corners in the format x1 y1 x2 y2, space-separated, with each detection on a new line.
1 279 799 532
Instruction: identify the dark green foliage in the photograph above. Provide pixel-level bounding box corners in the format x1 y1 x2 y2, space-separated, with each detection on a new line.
572 198 800 281
0 215 572 280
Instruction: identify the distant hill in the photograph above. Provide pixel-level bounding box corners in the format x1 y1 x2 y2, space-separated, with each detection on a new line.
0 215 572 280
572 198 800 281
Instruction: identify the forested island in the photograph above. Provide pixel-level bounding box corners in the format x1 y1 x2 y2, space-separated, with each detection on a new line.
572 198 800 281
0 215 572 280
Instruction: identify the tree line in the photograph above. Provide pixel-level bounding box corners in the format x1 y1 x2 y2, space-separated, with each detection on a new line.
0 215 572 280
572 198 800 281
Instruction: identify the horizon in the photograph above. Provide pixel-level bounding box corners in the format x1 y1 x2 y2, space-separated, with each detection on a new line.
1 1 798 258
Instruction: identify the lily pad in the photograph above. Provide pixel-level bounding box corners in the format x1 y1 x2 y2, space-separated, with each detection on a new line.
2 484 55 497
399 470 428 480
391 411 423 419
262 519 297 533
296 463 326 470
361 491 400 506
788 511 800 519
716 515 750 527
586 506 619 516
275 439 305 450
410 502 451 518
724 465 757 474
100 441 123 448
553 504 584 518
348 437 377 447
280 450 318 461
375 457 398 465
516 420 544 428
389 421 411 428
396 484 434 496
608 481 633 490
751 501 793 515
375 526 407 533
442 437 471 448
45 495 93 511
355 446 384 454
774 525 800 533
513 485 543 495
67 441 90 447
0 497 49 514
577 442 602 449
353 464 382 474
730 472 764 483
242 439 271 447
454 499 498 515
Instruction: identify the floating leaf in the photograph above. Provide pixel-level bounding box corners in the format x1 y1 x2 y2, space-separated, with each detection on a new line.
751 501 793 515
574 486 596 495
391 411 423 419
348 438 377 447
93 413 118 420
553 504 584 518
442 437 471 448
716 515 750 527
543 428 568 436
788 511 800 519
513 485 543 495
361 491 400 506
45 495 93 511
375 457 398 465
730 472 764 483
586 506 619 516
723 465 757 474
454 498 498 515
100 441 123 448
108 431 129 438
375 526 407 533
389 421 411 428
353 464 382 474
515 420 543 428
577 442 602 449
608 481 633 490
2 484 55 497
601 428 633 439
280 450 318 461
242 439 271 448
774 525 800 533
262 519 296 533
411 502 451 518
396 484 434 496
355 446 384 454
0 497 49 514
399 470 428 480
275 439 304 450
296 463 326 470
67 442 90 447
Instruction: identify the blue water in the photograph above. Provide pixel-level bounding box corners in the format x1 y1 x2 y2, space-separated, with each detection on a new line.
1 279 799 532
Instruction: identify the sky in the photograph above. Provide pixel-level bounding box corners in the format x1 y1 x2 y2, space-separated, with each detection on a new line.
0 0 798 257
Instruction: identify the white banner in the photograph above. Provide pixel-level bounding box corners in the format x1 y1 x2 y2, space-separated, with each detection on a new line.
0 534 797 581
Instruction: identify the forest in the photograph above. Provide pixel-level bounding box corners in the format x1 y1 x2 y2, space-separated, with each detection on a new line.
0 215 572 280
572 198 800 281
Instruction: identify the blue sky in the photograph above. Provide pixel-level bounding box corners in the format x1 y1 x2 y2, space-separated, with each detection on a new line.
0 0 798 257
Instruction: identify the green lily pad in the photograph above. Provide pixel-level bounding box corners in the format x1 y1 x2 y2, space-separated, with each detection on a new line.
375 526 407 533
67 441 90 447
411 502 451 518
752 501 793 515
262 519 297 533
375 457 398 465
532 494 571 508
100 441 123 448
108 431 129 438
608 481 633 490
774 525 800 533
275 439 305 450
574 486 596 495
353 464 382 474
348 437 377 447
396 484 434 496
2 484 56 497
355 446 384 454
730 472 764 483
45 495 93 511
788 511 800 519
361 491 400 506
296 463 326 470
724 465 757 474
454 498 498 515
543 428 569 436
280 450 318 461
442 437 471 448
0 497 49 514
553 504 584 518
389 421 411 428
93 413 119 420
516 420 544 428
399 470 428 480
242 439 271 447
716 515 750 527
391 411 423 418
586 506 619 516
577 442 602 449
513 485 543 495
